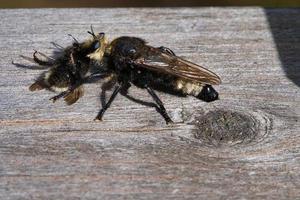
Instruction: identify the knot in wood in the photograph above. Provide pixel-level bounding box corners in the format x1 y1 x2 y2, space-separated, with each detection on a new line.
192 110 259 147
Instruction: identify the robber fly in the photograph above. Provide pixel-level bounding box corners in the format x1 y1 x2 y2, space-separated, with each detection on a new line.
14 27 108 105
52 34 221 124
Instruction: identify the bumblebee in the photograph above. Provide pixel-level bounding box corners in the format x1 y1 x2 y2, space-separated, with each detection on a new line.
16 27 108 105
53 34 221 123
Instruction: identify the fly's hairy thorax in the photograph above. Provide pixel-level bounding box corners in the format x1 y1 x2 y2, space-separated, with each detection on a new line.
109 37 146 71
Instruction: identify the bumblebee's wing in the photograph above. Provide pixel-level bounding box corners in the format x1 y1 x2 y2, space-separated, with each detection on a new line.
29 80 47 91
64 86 84 105
134 47 221 85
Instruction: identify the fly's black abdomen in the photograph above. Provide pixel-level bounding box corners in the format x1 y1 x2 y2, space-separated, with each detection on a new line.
131 68 218 102
197 85 219 102
129 68 185 97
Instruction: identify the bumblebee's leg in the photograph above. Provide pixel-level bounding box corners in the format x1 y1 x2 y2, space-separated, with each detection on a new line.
49 72 107 102
50 90 68 102
35 50 55 61
146 86 173 124
94 84 123 121
12 58 49 70
84 73 109 84
158 46 176 56
33 50 54 66
50 82 81 103
68 34 79 44
50 42 64 50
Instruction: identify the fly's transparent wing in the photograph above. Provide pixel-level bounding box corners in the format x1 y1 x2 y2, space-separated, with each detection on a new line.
134 47 221 85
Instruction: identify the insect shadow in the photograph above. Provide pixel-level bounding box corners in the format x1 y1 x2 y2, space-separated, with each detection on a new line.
99 76 188 121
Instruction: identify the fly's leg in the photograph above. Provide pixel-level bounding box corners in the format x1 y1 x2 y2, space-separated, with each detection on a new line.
158 46 176 56
146 86 173 124
94 84 123 121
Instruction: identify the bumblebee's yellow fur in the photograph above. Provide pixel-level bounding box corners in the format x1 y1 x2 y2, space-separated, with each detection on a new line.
87 35 109 62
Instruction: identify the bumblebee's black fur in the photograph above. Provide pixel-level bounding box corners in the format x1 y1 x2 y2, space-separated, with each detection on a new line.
18 30 107 105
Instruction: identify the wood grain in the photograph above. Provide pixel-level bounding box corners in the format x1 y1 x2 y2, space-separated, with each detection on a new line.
0 8 299 200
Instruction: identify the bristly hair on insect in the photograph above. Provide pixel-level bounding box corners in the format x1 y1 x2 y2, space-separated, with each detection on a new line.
15 26 221 124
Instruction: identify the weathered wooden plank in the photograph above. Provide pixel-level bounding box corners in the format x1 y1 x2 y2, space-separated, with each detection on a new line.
0 8 299 200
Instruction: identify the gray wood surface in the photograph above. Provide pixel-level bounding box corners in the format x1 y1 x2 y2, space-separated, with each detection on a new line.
0 8 299 200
